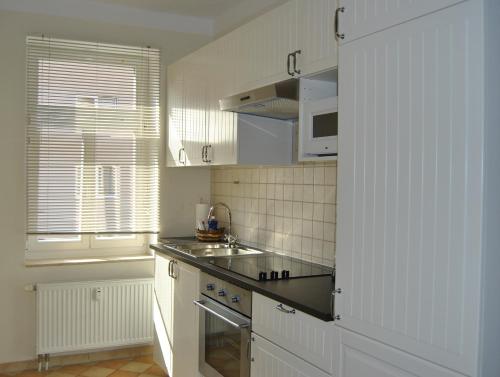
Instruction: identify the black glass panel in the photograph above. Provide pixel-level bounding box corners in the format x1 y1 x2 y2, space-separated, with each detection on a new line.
312 112 338 138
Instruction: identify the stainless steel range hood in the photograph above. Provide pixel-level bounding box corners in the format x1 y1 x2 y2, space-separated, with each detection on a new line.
219 79 298 120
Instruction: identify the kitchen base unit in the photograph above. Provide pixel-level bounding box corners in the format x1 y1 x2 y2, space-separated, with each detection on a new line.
251 333 331 377
154 254 200 377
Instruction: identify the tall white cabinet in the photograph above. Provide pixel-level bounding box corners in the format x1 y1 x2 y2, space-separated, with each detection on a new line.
335 0 486 376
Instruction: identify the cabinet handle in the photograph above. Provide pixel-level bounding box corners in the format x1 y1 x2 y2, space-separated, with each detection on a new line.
171 260 178 279
178 148 186 165
168 260 173 278
335 7 345 41
201 145 206 162
286 52 295 77
205 145 212 163
292 50 301 75
276 303 295 314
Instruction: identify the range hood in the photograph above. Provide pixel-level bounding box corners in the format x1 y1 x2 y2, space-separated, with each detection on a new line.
219 79 298 120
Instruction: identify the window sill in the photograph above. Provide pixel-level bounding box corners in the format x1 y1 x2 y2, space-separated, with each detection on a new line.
25 253 154 267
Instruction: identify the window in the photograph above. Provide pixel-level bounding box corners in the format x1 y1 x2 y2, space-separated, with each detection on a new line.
26 36 160 257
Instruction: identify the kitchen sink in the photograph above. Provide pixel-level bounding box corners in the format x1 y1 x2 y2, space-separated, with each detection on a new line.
165 242 265 258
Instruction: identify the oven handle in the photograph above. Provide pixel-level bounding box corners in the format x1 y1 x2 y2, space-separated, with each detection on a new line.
194 299 250 329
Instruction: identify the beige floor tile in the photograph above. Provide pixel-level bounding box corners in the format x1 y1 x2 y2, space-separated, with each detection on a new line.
143 366 165 377
119 363 151 374
130 357 153 365
46 372 75 377
95 360 130 370
81 367 115 377
15 370 48 377
107 371 139 377
58 364 92 375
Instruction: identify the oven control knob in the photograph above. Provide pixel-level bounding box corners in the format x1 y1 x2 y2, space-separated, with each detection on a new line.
231 295 240 303
217 289 226 297
206 283 215 291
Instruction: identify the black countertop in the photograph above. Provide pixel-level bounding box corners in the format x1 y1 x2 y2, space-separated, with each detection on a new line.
150 239 335 322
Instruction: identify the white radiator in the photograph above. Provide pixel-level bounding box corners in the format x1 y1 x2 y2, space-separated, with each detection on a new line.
36 278 154 355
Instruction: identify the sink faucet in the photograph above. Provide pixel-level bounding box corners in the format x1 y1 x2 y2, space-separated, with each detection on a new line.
207 202 238 248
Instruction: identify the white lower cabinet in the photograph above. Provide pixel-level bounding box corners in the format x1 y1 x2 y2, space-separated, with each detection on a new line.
154 254 200 377
251 333 331 377
339 329 467 377
252 292 337 374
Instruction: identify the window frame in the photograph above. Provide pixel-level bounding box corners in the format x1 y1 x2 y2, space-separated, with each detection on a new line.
25 37 160 258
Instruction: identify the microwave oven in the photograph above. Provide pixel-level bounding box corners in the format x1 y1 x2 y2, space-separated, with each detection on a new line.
302 96 338 156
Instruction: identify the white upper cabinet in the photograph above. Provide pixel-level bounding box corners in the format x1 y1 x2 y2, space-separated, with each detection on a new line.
166 62 184 167
337 0 465 43
295 0 338 76
335 1 482 376
182 51 208 166
206 37 238 165
232 0 298 94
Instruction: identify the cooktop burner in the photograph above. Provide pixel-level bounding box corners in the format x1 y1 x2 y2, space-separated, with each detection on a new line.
208 254 333 281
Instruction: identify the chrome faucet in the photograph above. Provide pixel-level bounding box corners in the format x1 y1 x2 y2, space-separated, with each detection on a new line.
207 202 238 248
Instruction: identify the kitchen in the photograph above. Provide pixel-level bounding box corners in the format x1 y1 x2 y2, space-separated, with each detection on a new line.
0 1 499 377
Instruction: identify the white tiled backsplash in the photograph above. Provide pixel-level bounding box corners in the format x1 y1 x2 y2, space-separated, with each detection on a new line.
210 161 337 267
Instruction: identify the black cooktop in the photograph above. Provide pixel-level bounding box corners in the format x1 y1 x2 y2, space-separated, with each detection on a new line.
209 253 333 281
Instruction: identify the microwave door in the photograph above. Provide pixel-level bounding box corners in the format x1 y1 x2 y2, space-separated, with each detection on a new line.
303 96 338 156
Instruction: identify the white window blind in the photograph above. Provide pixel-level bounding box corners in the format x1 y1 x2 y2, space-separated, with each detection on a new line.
26 36 160 235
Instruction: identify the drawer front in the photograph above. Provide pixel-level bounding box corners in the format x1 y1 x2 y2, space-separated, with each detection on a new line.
252 292 337 374
251 333 331 377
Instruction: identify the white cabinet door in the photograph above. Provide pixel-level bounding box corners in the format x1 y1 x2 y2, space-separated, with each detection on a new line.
337 0 465 43
340 329 468 377
171 260 200 377
251 333 331 377
233 1 297 94
206 38 237 166
296 0 338 76
166 62 185 167
182 53 208 167
252 293 337 374
154 254 174 374
335 2 482 376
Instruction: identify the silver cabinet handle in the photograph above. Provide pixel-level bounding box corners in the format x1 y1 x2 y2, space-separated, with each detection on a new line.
178 147 186 165
276 303 296 314
292 50 301 75
168 259 173 277
205 145 212 163
171 260 178 279
335 7 345 41
194 300 250 328
287 52 294 76
201 145 206 162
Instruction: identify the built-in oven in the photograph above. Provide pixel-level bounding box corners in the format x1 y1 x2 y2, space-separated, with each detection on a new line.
195 272 252 377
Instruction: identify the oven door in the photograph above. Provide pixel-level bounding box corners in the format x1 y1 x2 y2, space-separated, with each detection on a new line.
194 296 251 377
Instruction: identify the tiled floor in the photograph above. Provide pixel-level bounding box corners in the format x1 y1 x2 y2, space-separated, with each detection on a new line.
1 356 167 377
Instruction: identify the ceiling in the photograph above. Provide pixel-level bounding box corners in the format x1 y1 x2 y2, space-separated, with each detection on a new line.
89 0 282 19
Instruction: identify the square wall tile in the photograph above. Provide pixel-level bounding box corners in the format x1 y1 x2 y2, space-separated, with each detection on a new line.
211 163 337 267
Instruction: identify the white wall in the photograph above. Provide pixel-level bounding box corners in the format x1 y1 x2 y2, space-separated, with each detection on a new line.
0 9 211 363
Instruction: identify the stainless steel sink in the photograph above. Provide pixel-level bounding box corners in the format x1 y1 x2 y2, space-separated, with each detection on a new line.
166 243 265 258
